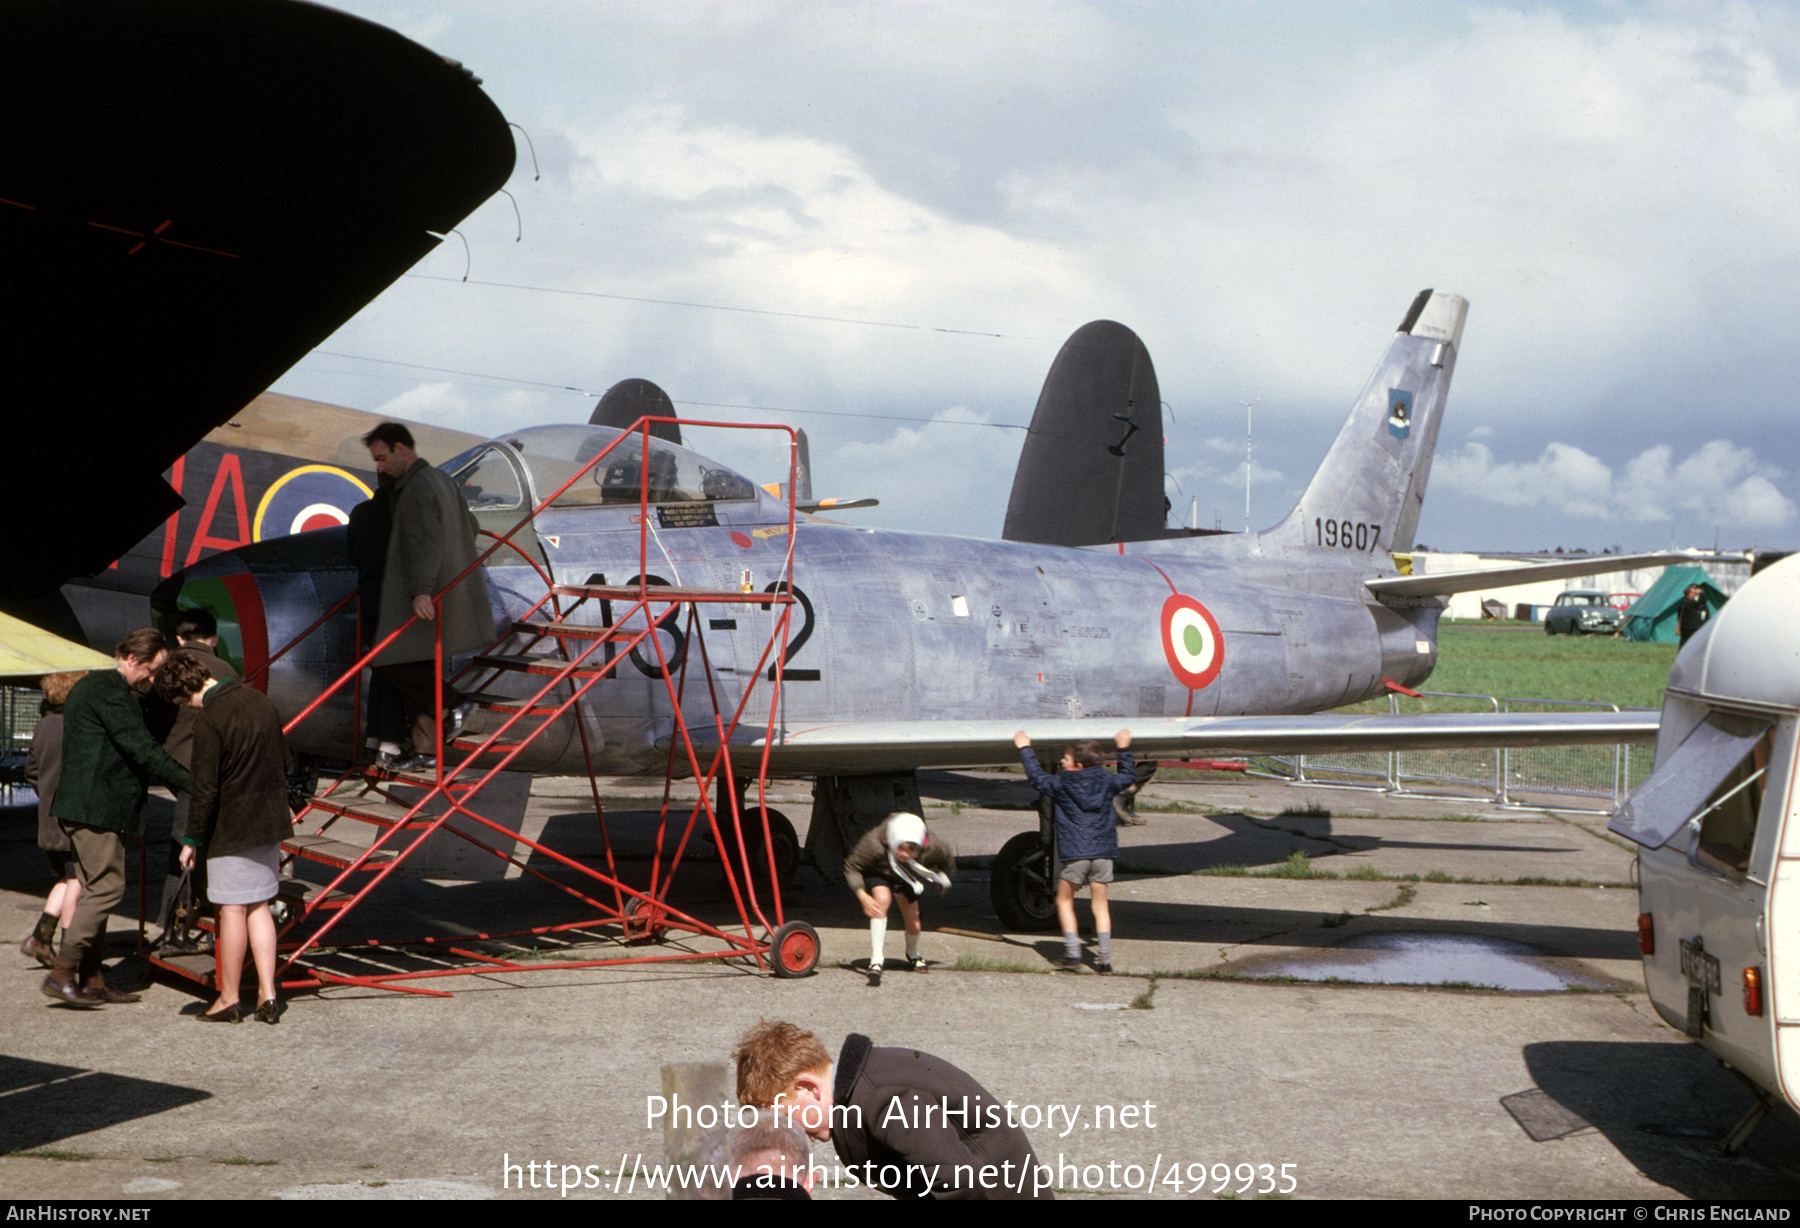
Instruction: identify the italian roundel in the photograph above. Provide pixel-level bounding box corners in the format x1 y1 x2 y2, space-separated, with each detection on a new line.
1160 593 1224 689
253 465 373 542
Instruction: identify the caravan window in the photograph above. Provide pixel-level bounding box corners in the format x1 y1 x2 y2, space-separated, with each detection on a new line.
1692 732 1773 880
1609 711 1773 850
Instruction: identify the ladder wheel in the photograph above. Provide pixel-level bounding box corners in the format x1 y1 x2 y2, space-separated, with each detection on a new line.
771 920 820 978
621 895 667 944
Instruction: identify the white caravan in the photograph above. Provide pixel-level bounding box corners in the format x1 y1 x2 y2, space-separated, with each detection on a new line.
1612 554 1800 1151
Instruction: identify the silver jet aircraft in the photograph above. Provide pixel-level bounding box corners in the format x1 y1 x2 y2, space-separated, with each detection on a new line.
159 290 1667 923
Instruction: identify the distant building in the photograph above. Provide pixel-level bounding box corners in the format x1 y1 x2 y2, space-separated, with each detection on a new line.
1410 550 1753 622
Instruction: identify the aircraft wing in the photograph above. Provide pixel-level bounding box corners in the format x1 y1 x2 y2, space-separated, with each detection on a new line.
5 1 515 599
690 711 1659 775
1367 552 1694 599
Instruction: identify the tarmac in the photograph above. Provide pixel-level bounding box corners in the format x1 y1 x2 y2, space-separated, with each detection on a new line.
4 766 1798 1201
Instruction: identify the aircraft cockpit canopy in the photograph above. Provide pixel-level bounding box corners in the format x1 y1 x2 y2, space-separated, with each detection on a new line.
443 425 761 513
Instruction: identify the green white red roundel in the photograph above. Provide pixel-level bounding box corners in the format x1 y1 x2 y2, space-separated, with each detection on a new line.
1161 593 1224 689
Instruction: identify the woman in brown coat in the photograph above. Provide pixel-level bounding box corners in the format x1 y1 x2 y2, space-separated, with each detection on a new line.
155 653 295 1024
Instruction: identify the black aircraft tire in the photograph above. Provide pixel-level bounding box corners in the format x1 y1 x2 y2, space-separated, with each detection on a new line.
771 920 820 978
723 808 800 886
991 831 1058 932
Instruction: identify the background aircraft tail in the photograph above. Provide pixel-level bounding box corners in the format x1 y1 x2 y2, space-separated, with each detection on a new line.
590 377 681 444
1268 289 1466 556
1003 320 1167 547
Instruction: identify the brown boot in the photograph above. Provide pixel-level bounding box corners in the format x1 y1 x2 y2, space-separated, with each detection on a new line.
41 959 103 1008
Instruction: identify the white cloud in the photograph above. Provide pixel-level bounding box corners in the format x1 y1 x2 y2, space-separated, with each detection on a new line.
1435 438 1796 529
273 2 1800 553
823 406 1022 536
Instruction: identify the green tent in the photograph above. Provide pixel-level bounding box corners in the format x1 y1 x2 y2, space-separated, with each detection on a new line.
1622 566 1724 643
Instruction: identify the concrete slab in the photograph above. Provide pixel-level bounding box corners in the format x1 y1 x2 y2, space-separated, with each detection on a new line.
3 771 1797 1201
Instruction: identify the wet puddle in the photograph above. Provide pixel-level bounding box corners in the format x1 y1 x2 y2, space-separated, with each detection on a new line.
1232 931 1610 991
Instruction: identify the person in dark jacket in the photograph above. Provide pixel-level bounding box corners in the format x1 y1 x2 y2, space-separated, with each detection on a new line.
1015 728 1133 974
155 652 295 1024
19 671 86 968
154 608 241 951
364 423 495 771
734 1021 1050 1200
346 472 409 763
46 629 191 1007
1676 583 1712 646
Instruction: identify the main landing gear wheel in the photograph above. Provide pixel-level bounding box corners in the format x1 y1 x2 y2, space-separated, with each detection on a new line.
724 808 800 885
770 920 820 978
621 895 667 945
991 831 1058 932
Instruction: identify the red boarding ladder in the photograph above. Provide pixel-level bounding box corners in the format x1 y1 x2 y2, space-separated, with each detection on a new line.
143 417 821 999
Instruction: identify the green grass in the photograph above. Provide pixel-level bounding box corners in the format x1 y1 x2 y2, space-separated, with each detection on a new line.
1366 883 1417 912
1267 849 1336 878
1129 976 1159 1010
951 953 1046 974
8 1149 95 1162
212 1156 279 1167
1344 624 1676 713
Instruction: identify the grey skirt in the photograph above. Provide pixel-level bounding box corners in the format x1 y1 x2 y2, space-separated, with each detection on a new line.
207 842 281 905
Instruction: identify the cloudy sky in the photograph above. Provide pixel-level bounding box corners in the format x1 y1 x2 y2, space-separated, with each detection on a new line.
275 1 1800 553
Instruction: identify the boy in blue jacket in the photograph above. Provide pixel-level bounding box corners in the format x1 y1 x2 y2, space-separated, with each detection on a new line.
1013 728 1132 973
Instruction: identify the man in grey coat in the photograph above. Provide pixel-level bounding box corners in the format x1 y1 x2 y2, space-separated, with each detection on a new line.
363 423 495 767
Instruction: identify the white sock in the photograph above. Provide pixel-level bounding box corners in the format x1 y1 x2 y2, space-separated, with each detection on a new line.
905 937 921 961
378 741 402 756
869 917 887 968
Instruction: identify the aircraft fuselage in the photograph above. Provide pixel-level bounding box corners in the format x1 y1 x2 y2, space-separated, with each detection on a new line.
166 470 1438 777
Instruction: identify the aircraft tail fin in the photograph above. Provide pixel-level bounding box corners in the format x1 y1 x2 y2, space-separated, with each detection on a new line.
590 378 681 444
1269 289 1466 556
1003 320 1166 546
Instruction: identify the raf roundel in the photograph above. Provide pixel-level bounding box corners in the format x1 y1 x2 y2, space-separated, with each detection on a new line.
1160 593 1224 690
252 464 374 542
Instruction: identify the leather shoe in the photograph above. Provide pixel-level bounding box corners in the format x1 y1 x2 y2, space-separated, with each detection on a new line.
84 979 143 1004
254 998 281 1025
41 975 104 1008
20 934 55 968
442 701 475 745
198 1002 242 1024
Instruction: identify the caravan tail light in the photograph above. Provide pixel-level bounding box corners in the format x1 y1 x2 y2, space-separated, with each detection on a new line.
1637 912 1655 956
1744 967 1763 1017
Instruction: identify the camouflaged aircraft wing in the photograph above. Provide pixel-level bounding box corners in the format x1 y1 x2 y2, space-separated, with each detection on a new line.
691 710 1660 776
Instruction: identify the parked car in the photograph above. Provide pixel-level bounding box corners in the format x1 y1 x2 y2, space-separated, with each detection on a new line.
1544 589 1625 635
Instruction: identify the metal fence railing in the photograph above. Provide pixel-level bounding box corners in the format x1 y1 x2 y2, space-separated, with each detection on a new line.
1 686 44 806
1248 691 1655 813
